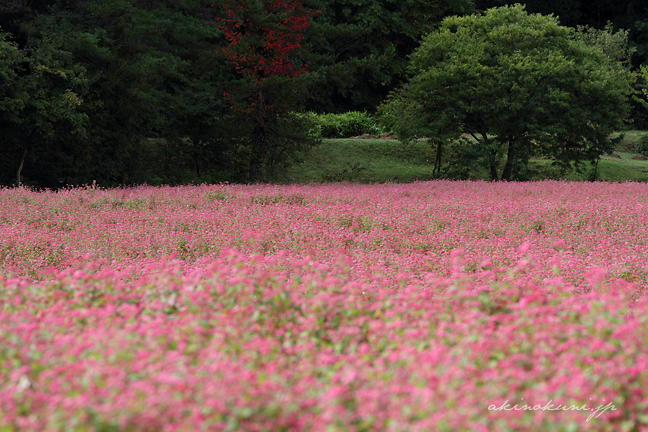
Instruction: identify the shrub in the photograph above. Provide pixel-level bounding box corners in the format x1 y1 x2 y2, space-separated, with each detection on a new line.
319 160 368 182
637 134 648 156
306 112 384 138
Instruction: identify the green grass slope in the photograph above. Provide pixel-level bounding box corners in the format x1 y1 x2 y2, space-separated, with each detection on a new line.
287 138 436 183
286 132 648 183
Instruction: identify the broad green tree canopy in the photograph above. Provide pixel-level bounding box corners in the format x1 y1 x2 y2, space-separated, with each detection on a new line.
380 4 634 181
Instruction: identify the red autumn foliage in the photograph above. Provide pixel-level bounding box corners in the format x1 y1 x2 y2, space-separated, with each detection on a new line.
214 0 317 180
215 0 315 84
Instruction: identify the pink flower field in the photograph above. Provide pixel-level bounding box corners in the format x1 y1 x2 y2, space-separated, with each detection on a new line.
1 181 648 431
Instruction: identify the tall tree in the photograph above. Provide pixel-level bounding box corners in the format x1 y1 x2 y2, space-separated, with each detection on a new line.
214 0 319 181
379 5 634 181
25 0 237 186
300 0 476 113
0 29 87 186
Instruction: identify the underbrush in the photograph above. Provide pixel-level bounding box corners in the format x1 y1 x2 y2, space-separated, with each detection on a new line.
303 112 385 138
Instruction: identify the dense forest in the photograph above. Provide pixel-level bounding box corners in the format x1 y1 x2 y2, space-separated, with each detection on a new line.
2 0 648 187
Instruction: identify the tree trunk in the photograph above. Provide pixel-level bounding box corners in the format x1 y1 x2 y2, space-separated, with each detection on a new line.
193 140 200 177
248 151 261 181
249 126 266 182
469 132 497 181
248 88 266 182
589 158 600 181
433 140 443 178
476 133 498 181
501 140 516 181
16 145 27 186
489 154 499 181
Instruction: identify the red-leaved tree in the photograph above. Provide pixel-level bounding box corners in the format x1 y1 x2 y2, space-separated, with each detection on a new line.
214 0 316 180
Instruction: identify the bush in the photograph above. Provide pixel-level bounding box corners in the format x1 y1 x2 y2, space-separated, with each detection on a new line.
319 160 368 182
638 135 648 156
306 112 384 138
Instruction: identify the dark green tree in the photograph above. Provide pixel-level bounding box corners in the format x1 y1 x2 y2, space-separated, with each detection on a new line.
21 0 238 186
300 0 476 112
9 0 320 186
0 29 87 186
475 0 640 29
379 5 634 181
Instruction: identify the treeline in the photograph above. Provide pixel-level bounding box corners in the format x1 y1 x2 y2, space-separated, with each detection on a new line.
1 0 647 187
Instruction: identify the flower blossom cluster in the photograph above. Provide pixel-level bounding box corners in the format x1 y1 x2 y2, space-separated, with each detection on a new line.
1 181 647 431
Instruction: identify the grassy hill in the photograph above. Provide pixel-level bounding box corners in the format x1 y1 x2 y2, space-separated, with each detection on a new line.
285 132 648 183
